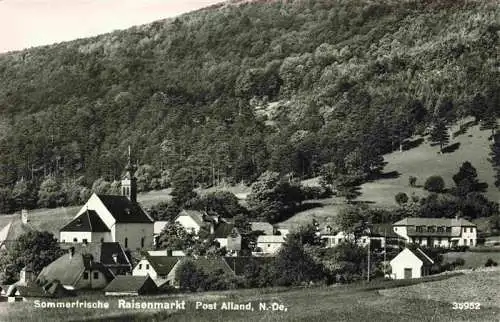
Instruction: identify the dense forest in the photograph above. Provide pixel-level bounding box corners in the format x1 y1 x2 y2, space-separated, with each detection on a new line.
0 0 499 212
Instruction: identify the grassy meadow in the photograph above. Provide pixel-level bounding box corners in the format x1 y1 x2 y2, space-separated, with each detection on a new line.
1 274 499 322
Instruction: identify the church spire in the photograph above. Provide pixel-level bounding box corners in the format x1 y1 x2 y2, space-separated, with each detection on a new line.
122 145 137 202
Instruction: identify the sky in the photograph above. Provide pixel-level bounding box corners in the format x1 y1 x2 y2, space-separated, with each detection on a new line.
0 0 224 53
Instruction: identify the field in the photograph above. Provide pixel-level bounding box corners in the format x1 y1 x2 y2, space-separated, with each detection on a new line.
443 251 500 269
1 274 498 322
380 270 500 311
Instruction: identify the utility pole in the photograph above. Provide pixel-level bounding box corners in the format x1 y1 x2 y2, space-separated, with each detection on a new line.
367 236 371 282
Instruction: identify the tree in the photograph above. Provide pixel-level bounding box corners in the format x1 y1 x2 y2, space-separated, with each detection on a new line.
11 180 37 209
38 177 66 208
273 240 325 286
0 230 64 280
246 171 305 223
148 201 180 221
335 174 362 203
157 222 196 252
429 120 449 152
287 223 322 246
452 161 486 196
336 205 371 242
170 167 198 207
185 191 245 218
424 176 445 193
489 134 500 188
175 260 207 291
408 176 417 187
395 192 409 206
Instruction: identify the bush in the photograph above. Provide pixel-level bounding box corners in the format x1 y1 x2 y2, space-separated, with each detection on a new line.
485 258 498 267
395 192 409 205
424 176 445 193
302 186 333 200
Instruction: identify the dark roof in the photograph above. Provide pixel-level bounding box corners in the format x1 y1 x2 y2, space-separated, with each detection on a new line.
214 223 235 238
37 252 114 286
60 210 110 232
104 275 157 294
411 248 434 266
175 257 234 276
370 224 400 238
96 194 153 223
59 242 132 268
250 222 274 234
223 257 274 275
393 217 475 227
145 256 180 275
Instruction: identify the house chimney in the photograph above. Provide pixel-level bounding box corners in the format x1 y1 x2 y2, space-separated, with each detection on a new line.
210 223 215 235
167 249 173 256
112 253 118 264
21 209 29 224
69 247 75 259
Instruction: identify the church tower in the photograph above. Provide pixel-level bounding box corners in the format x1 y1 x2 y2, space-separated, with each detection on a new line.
121 146 138 202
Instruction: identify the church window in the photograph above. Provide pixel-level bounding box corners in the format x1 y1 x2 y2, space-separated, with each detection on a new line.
125 237 128 248
141 237 145 248
93 272 99 279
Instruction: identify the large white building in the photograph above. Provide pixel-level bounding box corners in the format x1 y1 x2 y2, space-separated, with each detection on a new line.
392 217 477 248
59 151 154 250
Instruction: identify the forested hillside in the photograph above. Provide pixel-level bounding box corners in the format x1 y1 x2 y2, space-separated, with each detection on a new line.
0 0 498 212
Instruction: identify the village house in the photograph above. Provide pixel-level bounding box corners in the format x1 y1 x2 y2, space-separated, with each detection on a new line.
390 247 434 279
104 275 158 296
36 247 114 290
59 151 154 250
132 255 180 286
320 224 417 249
214 224 241 255
256 235 286 255
393 217 477 247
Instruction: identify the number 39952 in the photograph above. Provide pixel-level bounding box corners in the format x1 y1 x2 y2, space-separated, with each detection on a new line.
452 302 480 310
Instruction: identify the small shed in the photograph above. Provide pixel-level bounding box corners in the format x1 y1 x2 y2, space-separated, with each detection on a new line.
390 247 434 279
104 275 158 296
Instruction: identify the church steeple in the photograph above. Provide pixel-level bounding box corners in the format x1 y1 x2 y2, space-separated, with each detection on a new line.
121 146 137 202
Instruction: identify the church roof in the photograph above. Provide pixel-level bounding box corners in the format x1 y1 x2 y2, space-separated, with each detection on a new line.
96 194 154 223
60 210 110 232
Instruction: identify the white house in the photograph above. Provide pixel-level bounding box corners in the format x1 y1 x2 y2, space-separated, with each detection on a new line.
393 217 477 248
59 152 154 250
175 210 209 234
390 248 434 279
132 256 180 286
256 235 286 255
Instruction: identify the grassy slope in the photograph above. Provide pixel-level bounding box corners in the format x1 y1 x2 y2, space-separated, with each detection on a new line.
279 119 499 231
443 252 500 269
1 275 499 322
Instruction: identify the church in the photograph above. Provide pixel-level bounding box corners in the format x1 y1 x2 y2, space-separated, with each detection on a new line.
59 150 154 250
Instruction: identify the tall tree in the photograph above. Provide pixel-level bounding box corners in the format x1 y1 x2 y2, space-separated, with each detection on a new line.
489 134 500 188
429 119 450 152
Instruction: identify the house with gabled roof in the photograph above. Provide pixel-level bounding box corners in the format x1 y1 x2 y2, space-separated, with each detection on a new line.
175 210 208 234
36 247 114 290
132 255 181 286
256 235 286 255
390 247 434 279
59 150 154 250
104 275 158 296
393 217 477 248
